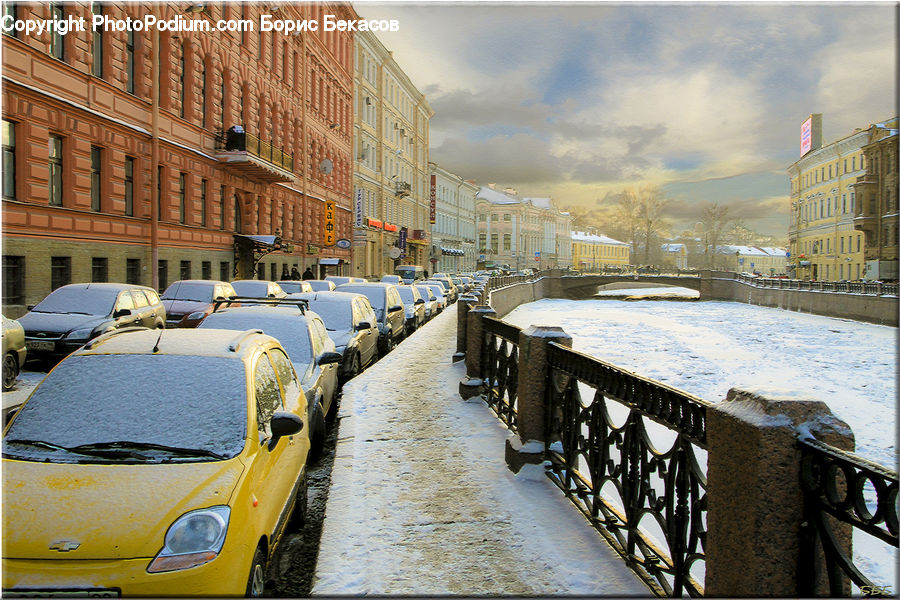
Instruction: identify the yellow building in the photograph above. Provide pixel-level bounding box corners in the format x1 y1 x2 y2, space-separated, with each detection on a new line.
571 231 630 272
787 115 897 281
352 30 433 279
660 243 688 269
852 120 898 281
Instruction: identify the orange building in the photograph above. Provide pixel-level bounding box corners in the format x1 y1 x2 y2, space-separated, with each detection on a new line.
2 2 356 317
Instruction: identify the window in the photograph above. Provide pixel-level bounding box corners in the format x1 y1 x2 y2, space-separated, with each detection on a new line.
91 3 103 77
3 119 15 200
126 258 141 285
3 2 17 38
179 51 186 118
124 156 134 216
220 78 226 129
49 2 65 60
268 348 300 405
234 194 242 233
91 146 102 211
49 135 63 206
2 256 25 305
200 63 207 127
202 261 211 280
131 289 149 308
178 173 190 222
254 352 283 438
503 213 511 221
220 261 230 281
503 234 511 251
91 257 108 282
158 260 168 291
490 233 499 253
220 184 226 229
125 30 135 94
157 165 164 218
269 262 277 281
180 260 191 280
857 235 861 252
200 178 207 226
50 256 71 290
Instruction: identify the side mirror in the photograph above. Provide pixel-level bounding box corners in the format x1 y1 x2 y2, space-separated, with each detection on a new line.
268 411 303 449
318 351 343 366
389 304 404 313
214 296 226 302
415 299 425 305
26 305 35 311
268 293 276 298
113 308 132 318
356 321 372 331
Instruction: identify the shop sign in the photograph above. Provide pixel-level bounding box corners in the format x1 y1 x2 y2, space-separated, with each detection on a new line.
324 200 336 246
430 175 436 224
384 223 398 232
367 218 382 228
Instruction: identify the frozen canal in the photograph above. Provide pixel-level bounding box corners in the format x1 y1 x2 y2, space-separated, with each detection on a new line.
504 293 897 590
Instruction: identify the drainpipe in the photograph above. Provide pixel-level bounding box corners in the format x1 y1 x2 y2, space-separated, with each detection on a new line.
301 29 308 272
150 18 160 289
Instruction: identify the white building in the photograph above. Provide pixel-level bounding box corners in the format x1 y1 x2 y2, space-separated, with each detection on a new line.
429 163 477 273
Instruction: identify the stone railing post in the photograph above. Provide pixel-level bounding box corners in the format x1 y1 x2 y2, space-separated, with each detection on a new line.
458 306 496 399
454 294 478 362
705 388 854 597
505 325 572 473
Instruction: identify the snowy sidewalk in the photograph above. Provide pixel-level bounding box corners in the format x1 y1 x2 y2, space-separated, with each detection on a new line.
312 307 649 596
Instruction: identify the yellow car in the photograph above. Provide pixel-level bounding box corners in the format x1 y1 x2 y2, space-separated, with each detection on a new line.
2 327 310 597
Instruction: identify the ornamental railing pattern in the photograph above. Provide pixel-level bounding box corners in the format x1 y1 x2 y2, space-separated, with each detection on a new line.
215 130 294 173
735 274 897 297
544 341 711 597
481 316 521 431
798 436 898 597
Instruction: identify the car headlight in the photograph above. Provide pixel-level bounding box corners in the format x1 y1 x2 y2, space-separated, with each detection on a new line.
147 506 230 573
186 311 207 321
65 328 94 341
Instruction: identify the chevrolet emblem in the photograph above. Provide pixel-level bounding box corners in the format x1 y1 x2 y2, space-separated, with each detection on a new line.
49 541 80 552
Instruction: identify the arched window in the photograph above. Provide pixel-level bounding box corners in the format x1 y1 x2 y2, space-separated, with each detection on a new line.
179 47 187 118
234 194 242 233
199 61 207 127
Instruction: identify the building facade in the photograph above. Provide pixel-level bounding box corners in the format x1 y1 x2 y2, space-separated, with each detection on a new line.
429 163 476 274
851 119 898 281
475 185 572 271
351 30 432 279
2 2 356 318
787 115 888 282
571 231 630 272
712 245 788 275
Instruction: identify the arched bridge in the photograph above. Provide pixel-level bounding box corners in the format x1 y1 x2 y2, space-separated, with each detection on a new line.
559 273 704 299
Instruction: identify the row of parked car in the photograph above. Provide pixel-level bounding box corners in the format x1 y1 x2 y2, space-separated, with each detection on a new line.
0 272 466 597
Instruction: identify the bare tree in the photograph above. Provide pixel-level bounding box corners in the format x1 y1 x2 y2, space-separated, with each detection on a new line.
616 188 641 260
635 185 668 265
700 202 730 268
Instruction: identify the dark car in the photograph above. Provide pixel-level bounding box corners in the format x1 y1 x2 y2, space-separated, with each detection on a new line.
160 280 237 328
291 291 379 381
396 285 426 334
17 283 165 366
335 282 406 355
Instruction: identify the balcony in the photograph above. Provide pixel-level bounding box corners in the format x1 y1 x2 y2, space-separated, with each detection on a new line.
214 127 296 184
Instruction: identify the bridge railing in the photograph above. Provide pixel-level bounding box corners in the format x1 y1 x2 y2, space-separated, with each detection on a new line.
734 274 897 297
461 270 897 597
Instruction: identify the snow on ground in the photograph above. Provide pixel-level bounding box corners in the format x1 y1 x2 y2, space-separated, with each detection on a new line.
504 295 898 590
314 307 649 596
595 286 700 299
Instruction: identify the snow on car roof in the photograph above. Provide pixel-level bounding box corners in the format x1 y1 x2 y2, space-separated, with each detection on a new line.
78 327 274 357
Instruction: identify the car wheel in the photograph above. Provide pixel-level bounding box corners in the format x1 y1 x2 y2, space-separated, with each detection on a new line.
3 352 19 392
344 352 361 381
286 469 308 532
382 333 394 355
309 401 326 461
246 545 266 597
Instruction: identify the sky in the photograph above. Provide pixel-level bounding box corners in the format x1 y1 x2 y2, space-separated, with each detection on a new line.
355 1 897 239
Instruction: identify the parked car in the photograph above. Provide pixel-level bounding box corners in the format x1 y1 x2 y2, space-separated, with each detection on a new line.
396 284 426 334
306 279 336 292
395 265 426 284
2 328 309 597
380 274 403 286
425 278 458 303
414 284 440 320
290 291 379 381
198 302 340 458
420 283 447 312
277 280 314 294
161 280 238 328
335 282 406 354
324 276 367 287
17 283 165 366
2 315 26 391
230 279 287 300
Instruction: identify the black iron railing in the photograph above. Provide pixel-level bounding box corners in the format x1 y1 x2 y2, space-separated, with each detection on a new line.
544 342 711 597
735 274 897 297
481 316 521 430
215 129 294 173
798 437 898 597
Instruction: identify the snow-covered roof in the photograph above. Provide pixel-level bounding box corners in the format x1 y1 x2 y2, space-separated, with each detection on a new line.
661 244 685 252
571 231 629 246
715 245 787 257
477 186 520 205
523 197 553 210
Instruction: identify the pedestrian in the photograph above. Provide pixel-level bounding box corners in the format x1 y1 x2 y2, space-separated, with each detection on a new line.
291 267 301 280
424 269 429 279
302 267 314 280
281 265 289 280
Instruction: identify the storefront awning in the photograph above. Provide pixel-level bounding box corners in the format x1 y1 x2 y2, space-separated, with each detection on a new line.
319 258 342 265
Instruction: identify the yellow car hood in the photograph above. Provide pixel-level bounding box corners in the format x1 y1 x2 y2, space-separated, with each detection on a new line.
3 458 243 560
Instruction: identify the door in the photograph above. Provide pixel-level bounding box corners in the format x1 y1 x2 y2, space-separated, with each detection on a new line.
113 291 141 328
354 299 378 366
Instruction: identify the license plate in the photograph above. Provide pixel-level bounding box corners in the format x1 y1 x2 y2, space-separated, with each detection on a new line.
25 340 55 351
3 590 120 598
